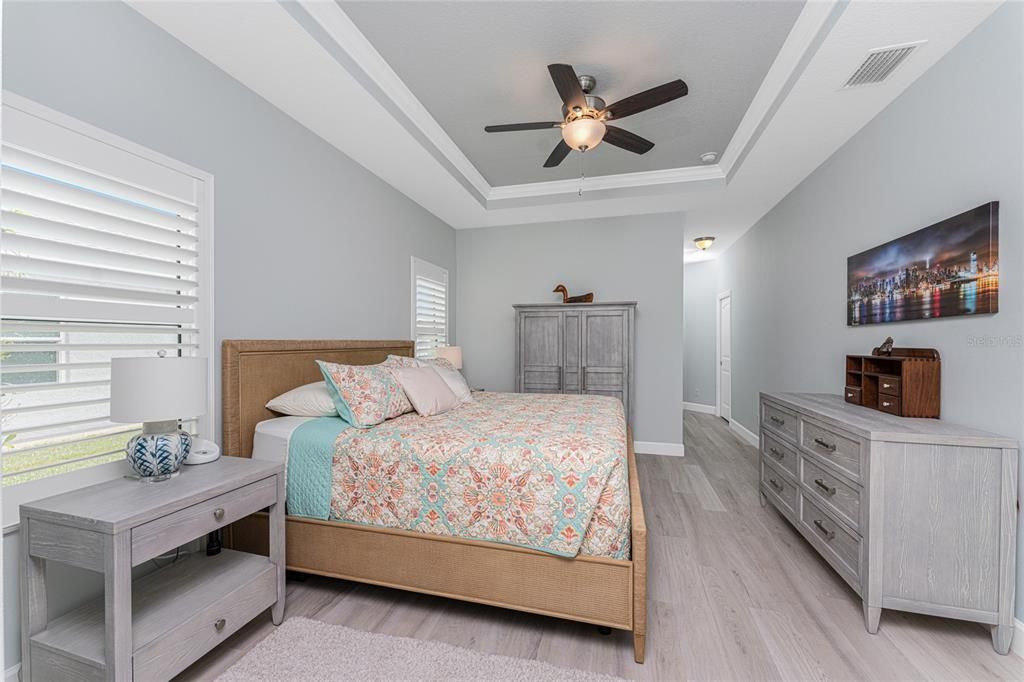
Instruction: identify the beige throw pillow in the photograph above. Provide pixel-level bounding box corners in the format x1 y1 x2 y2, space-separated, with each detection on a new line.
391 366 460 417
265 382 337 417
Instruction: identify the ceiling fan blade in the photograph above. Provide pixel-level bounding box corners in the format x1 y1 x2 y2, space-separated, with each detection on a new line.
547 63 587 111
543 140 572 167
602 79 688 120
603 126 655 155
484 122 561 133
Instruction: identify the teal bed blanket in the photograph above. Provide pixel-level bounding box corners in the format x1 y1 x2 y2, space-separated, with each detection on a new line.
285 416 349 519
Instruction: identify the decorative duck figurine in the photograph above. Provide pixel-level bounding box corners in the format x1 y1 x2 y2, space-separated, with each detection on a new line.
553 284 594 304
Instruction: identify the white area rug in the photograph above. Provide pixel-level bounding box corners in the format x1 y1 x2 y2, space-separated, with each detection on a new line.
217 617 623 681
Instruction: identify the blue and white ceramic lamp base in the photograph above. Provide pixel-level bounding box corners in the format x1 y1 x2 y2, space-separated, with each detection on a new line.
126 419 192 482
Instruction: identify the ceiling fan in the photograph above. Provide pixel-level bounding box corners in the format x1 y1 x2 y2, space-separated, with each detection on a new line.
484 63 688 168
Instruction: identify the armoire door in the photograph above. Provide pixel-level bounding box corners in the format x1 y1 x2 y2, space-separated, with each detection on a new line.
562 310 583 393
581 309 628 405
518 311 563 393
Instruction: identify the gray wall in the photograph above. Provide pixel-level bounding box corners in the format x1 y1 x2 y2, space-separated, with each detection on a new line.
717 3 1023 619
2 0 456 666
456 213 684 445
683 260 719 408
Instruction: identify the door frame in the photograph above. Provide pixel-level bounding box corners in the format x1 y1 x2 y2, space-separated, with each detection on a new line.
716 290 733 421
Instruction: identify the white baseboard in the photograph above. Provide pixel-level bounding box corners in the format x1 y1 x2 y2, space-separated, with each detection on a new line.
1011 618 1024 658
6 663 20 682
683 401 716 415
635 441 685 457
729 419 759 447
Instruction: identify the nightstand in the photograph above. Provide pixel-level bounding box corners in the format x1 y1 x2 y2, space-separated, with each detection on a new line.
20 457 285 681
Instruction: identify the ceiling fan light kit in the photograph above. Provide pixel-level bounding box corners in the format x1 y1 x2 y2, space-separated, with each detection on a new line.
484 63 688 167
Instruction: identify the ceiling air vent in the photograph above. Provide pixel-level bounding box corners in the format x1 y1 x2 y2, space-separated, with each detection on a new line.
843 41 925 88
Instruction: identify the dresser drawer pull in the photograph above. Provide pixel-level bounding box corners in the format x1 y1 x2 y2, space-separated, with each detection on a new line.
882 382 893 389
769 415 785 426
768 447 785 460
768 478 784 492
814 479 836 496
214 617 227 632
813 437 836 452
881 400 893 408
813 519 835 541
213 508 225 521
847 392 854 398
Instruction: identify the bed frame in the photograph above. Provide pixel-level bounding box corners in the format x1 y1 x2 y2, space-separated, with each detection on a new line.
221 339 647 663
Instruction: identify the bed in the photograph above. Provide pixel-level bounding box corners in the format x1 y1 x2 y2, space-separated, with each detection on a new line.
221 339 647 663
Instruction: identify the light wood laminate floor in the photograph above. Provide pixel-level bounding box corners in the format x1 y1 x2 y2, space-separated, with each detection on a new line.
178 412 1023 680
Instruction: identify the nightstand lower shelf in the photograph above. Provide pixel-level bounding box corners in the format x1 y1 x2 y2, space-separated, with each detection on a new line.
30 550 277 682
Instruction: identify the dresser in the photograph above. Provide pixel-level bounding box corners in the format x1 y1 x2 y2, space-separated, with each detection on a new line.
514 302 635 423
20 458 285 681
758 392 1018 654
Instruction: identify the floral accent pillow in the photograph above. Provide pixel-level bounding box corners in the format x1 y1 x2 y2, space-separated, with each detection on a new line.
317 360 413 428
384 354 418 368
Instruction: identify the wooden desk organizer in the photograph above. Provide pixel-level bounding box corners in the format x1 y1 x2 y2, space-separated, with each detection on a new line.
844 347 941 418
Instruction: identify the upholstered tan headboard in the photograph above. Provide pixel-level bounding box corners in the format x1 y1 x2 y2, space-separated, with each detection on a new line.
221 339 414 457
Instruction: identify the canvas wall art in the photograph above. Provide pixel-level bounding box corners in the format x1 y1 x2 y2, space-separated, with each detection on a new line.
847 202 999 326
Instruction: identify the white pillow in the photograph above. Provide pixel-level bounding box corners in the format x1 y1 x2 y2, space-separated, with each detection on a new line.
265 382 336 417
391 366 459 417
432 365 473 405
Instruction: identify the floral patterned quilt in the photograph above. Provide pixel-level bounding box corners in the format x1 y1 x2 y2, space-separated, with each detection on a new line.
323 391 630 559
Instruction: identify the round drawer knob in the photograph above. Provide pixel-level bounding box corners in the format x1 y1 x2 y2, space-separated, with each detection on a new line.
215 618 226 632
213 507 225 521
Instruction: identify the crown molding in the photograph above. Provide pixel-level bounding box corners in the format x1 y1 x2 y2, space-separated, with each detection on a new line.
718 0 848 179
487 164 725 202
294 0 490 202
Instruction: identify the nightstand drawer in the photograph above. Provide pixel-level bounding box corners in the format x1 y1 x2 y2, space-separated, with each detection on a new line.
133 554 277 681
132 476 277 564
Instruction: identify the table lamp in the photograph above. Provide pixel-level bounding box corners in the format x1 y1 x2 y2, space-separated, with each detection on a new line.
435 346 463 370
111 356 208 482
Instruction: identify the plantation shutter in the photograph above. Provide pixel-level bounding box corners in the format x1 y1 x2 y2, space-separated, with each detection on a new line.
1 99 210 486
411 257 448 359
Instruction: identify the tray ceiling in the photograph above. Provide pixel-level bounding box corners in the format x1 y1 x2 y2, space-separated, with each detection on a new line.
339 0 805 186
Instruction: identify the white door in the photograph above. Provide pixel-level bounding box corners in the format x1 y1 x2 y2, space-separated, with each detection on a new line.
718 293 732 422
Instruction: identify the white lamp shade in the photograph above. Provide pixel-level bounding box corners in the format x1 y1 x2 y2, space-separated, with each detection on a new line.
435 346 463 370
110 357 208 423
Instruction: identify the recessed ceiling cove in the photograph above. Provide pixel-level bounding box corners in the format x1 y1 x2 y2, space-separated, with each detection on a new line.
339 0 805 187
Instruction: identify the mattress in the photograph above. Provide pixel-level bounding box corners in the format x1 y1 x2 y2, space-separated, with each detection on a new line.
252 416 314 468
259 392 630 559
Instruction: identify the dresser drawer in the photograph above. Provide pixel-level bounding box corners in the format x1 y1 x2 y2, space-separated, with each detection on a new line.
761 459 797 517
800 418 862 481
761 401 797 442
844 386 862 405
761 431 797 476
799 493 861 584
133 558 277 681
801 457 861 530
878 396 901 416
132 476 277 564
878 375 901 396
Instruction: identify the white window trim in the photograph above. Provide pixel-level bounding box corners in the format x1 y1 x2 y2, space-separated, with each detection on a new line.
410 256 449 357
1 92 216 531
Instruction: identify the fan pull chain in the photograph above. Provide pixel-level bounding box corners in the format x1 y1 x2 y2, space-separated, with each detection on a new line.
578 152 585 197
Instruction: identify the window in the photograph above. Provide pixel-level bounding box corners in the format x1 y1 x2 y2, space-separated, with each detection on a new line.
411 257 448 359
1 94 213 490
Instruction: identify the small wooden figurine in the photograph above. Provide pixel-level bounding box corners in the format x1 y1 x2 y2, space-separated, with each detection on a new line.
875 336 895 356
553 284 594 304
